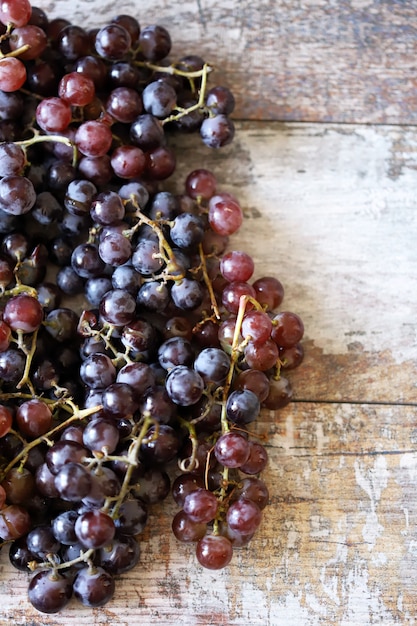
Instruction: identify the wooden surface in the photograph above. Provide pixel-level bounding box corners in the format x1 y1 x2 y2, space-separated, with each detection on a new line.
43 0 417 125
2 1 417 625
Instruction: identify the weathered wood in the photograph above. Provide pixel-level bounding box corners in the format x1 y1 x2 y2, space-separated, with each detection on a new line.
5 1 417 621
2 403 417 625
39 0 417 125
1 119 417 624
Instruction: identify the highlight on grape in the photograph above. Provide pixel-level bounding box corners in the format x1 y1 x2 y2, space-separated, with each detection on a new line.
0 0 305 614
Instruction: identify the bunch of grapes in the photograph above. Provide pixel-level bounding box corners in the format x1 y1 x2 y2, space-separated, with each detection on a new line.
0 0 305 615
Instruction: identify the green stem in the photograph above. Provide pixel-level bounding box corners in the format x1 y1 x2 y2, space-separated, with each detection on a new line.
198 243 221 320
0 404 102 481
108 415 154 518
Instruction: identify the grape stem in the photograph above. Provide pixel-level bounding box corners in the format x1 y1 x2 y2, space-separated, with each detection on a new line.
123 200 185 280
161 63 211 126
13 131 78 167
177 417 199 471
107 414 155 518
0 403 103 482
197 242 221 320
15 328 38 392
220 294 261 433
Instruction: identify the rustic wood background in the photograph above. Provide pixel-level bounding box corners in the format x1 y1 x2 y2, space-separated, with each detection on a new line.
2 1 417 625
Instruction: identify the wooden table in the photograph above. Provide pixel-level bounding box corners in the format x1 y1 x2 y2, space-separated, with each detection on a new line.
2 1 417 624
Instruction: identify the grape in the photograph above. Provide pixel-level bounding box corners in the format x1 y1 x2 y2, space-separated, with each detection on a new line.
165 365 204 406
73 566 115 608
244 338 279 371
9 25 47 60
158 336 194 370
183 488 219 523
36 97 72 132
0 0 32 28
196 534 233 569
252 276 284 310
99 288 136 325
75 120 113 158
200 114 235 148
226 497 262 535
95 24 131 60
220 250 254 282
16 399 52 438
113 498 148 535
0 404 13 437
99 534 140 575
271 311 305 348
57 24 90 60
110 145 146 179
172 510 206 542
214 431 250 468
208 193 243 235
193 347 230 384
0 176 36 215
28 570 72 614
106 86 143 123
58 71 95 107
239 441 268 474
26 526 60 559
0 2 306 610
0 142 26 176
233 369 270 402
54 462 92 501
142 80 177 118
0 504 31 540
3 293 43 333
139 25 171 61
170 213 205 249
226 389 260 425
75 509 115 549
206 86 235 115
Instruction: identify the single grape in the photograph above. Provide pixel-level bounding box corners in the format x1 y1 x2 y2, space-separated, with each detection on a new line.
9 25 48 60
28 570 72 614
183 488 219 523
73 566 115 608
172 510 206 543
75 509 116 549
95 23 132 60
214 431 251 468
0 0 32 27
58 71 95 107
196 534 233 569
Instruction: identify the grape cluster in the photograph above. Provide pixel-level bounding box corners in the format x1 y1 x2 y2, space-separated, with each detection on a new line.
0 0 305 615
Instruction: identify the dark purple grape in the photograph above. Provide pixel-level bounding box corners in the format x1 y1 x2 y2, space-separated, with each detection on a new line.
28 570 72 614
226 389 260 425
99 534 140 574
165 365 204 406
73 565 115 607
95 23 131 60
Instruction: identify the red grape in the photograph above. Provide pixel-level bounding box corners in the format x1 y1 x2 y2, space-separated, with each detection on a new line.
0 57 27 92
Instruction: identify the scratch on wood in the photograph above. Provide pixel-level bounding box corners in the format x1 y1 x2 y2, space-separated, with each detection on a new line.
196 0 207 29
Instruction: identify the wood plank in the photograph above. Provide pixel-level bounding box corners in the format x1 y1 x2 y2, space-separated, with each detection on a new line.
167 121 417 404
37 0 417 125
1 117 415 622
2 403 417 625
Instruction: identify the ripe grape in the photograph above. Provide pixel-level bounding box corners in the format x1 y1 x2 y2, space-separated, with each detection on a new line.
0 57 27 92
0 2 306 612
0 0 32 28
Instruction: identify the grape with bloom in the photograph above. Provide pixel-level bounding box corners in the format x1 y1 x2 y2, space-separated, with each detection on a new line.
0 0 305 615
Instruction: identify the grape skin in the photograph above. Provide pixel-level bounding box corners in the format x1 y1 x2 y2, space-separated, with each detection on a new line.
0 2 307 610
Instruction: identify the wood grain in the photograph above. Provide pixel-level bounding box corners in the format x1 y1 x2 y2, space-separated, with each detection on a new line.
40 0 417 124
3 1 417 623
1 119 416 624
